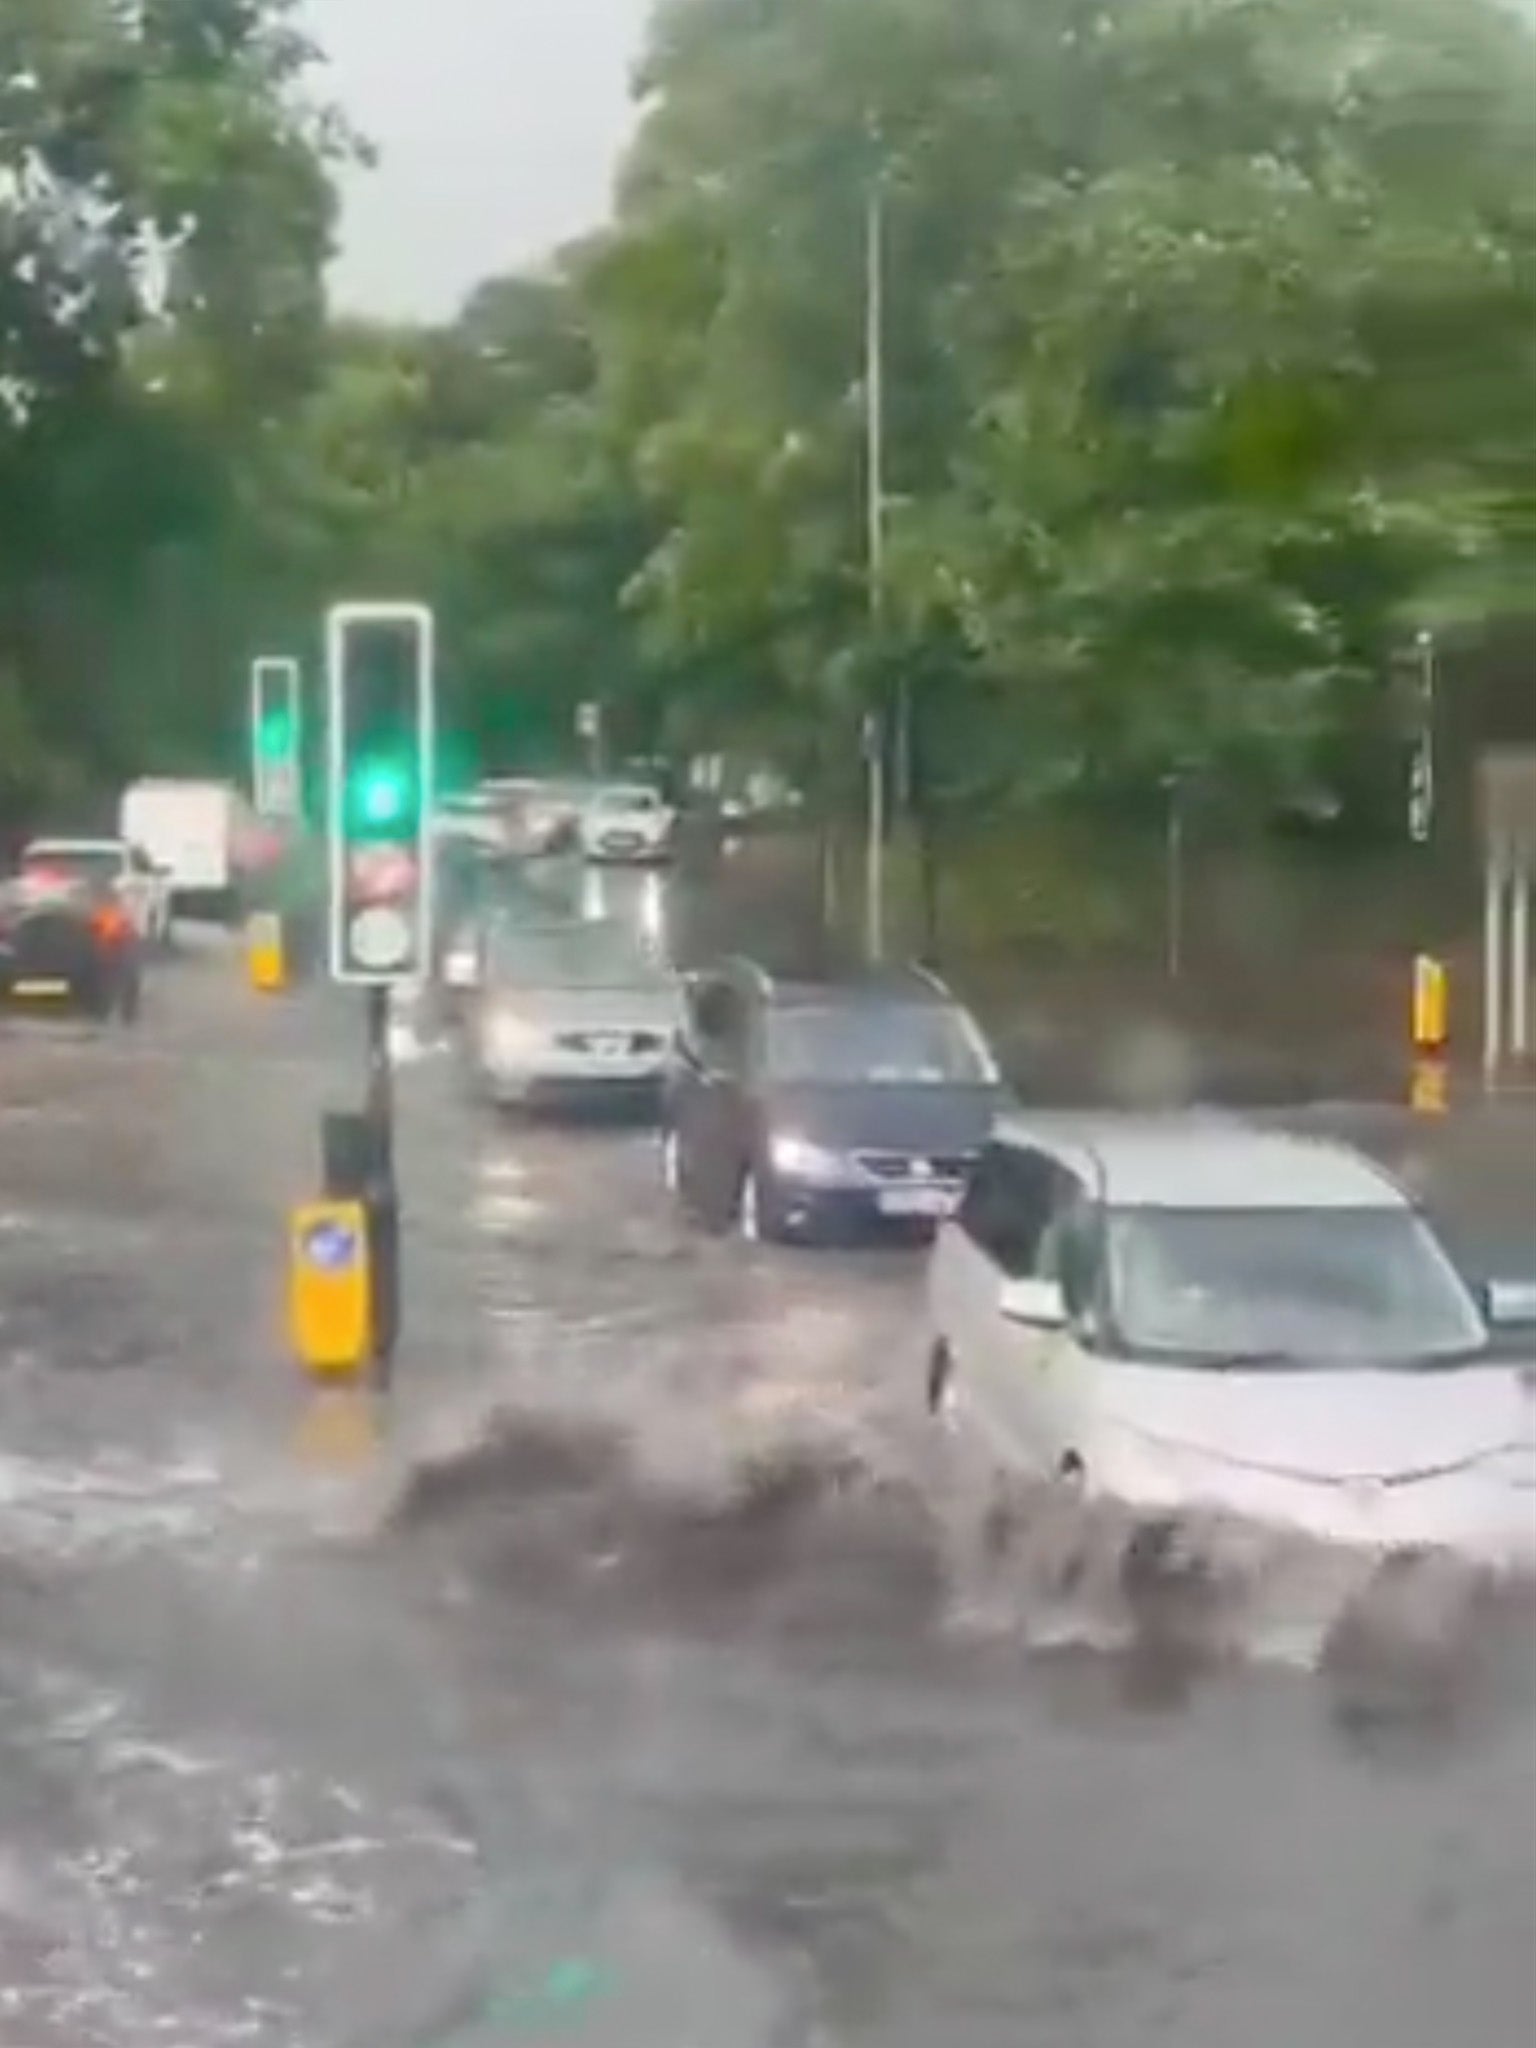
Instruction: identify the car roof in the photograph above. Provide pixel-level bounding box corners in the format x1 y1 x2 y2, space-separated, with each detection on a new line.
24 837 124 853
727 961 959 1010
990 1112 1411 1212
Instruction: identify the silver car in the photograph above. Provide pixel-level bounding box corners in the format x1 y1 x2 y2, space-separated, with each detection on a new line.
470 915 681 1109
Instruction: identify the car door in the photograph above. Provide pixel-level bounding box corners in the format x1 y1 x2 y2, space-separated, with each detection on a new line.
941 1143 1078 1472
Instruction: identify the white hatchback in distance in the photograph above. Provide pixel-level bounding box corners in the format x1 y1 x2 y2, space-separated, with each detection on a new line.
578 784 677 865
925 1115 1536 1564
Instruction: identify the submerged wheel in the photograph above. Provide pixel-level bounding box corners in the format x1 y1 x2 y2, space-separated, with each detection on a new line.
925 1338 954 1416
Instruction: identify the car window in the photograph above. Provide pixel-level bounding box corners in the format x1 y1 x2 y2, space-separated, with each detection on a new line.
959 1145 1065 1276
21 846 121 889
767 1002 995 1085
1037 1189 1104 1323
1105 1205 1488 1366
488 918 660 988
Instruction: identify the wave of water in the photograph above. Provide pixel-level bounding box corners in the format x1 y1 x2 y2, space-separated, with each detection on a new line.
377 1394 1536 1728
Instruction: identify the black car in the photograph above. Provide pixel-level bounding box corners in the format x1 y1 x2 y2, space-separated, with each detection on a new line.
662 961 1004 1243
0 874 143 1023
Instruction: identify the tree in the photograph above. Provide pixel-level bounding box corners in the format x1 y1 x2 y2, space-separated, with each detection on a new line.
586 0 1536 819
0 0 353 818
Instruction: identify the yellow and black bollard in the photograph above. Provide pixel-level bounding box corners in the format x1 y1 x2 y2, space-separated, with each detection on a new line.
1409 953 1449 1115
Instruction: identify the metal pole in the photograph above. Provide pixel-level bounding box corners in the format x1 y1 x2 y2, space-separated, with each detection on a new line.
1512 866 1531 1059
864 176 887 962
1409 629 1436 846
363 982 398 1382
365 984 394 1158
865 715 885 964
1483 856 1506 1086
866 178 886 625
1165 776 1185 980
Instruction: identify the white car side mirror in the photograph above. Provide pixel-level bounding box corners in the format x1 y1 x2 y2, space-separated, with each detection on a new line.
999 1276 1067 1329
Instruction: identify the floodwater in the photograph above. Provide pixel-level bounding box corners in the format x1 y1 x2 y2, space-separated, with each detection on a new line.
0 933 1533 2047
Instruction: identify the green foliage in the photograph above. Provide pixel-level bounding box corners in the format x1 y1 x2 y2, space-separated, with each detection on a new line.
0 0 352 821
588 0 1536 815
3 0 1532 830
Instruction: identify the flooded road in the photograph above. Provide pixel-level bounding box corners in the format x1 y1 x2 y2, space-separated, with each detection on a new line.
1 939 1533 2046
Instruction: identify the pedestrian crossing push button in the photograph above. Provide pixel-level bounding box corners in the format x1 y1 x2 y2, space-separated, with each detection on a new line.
289 1199 372 1376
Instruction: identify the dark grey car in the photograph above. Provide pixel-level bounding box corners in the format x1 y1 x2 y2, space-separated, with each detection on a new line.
662 962 1005 1244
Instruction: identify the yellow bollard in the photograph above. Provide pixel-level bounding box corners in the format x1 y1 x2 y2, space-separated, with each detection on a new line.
288 1199 374 1379
1410 954 1449 1115
1409 1054 1449 1116
1412 953 1448 1055
248 911 287 993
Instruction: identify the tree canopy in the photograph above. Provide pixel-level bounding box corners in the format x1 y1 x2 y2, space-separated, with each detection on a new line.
2 0 1532 831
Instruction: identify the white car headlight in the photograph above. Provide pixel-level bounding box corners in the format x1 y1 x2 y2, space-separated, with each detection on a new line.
487 1010 542 1061
769 1133 847 1182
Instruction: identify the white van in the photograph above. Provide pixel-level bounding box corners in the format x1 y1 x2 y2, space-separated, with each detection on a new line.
118 778 256 920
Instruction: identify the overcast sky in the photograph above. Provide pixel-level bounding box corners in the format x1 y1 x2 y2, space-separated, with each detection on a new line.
303 0 652 322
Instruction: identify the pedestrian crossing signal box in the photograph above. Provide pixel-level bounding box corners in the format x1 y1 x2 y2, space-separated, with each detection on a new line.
289 1200 373 1377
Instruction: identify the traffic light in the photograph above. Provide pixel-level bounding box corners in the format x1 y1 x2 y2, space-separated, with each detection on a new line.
325 603 436 985
258 706 294 761
250 658 302 818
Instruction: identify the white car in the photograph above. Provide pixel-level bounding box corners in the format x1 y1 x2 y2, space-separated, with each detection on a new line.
925 1114 1536 1564
578 784 676 865
20 837 171 946
471 916 682 1108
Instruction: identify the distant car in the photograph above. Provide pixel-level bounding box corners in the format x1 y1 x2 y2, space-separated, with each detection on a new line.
20 836 170 946
924 1114 1536 1563
0 870 143 1022
578 783 677 865
662 962 1004 1243
469 915 682 1110
482 777 585 856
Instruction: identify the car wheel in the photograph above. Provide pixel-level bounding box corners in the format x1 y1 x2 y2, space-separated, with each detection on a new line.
737 1166 787 1244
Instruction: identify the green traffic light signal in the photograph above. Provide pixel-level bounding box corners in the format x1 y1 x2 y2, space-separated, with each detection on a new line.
349 758 414 831
258 709 294 762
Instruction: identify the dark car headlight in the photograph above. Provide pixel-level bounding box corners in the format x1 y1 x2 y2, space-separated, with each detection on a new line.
768 1133 849 1183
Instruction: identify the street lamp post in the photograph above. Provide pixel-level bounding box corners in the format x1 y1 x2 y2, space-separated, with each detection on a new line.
864 172 888 965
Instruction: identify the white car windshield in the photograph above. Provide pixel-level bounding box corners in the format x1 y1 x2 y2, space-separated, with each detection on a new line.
1107 1206 1488 1366
768 1004 995 1086
596 787 660 812
490 919 662 989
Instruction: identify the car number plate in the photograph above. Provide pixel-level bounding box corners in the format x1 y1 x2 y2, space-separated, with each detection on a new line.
13 977 69 997
878 1187 955 1218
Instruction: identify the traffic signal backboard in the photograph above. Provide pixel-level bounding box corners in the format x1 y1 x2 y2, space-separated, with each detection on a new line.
251 658 302 819
325 604 436 985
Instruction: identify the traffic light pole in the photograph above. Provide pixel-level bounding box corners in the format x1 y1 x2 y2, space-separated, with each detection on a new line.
321 601 436 1388
363 983 400 1385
